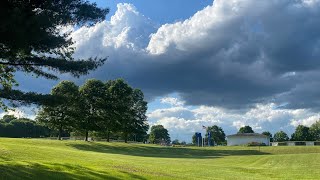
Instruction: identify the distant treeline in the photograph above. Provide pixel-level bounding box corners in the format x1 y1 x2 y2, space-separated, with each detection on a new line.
0 115 67 138
191 123 320 145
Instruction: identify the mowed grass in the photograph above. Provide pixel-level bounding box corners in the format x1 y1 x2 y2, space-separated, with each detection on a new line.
0 138 319 180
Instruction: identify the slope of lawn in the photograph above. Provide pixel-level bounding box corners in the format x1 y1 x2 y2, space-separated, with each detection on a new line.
0 138 319 179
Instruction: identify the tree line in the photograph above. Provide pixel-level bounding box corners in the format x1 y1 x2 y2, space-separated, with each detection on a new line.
36 78 149 142
0 115 61 138
190 123 320 145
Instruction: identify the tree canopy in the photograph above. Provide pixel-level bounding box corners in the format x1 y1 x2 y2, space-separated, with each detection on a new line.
273 131 289 142
291 125 313 141
0 116 50 138
78 79 107 141
149 125 170 144
262 131 273 142
0 0 109 107
36 81 79 140
238 125 254 133
36 78 149 142
310 121 320 141
206 125 226 145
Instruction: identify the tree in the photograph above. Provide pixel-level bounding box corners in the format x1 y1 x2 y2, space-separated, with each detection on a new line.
0 0 109 107
1 115 17 123
291 125 313 141
77 79 107 141
238 125 254 133
192 133 197 145
172 139 180 145
36 81 79 140
125 89 149 142
149 125 170 144
310 121 320 141
262 131 273 142
206 125 226 145
0 116 50 138
93 80 114 142
273 131 289 142
107 79 148 143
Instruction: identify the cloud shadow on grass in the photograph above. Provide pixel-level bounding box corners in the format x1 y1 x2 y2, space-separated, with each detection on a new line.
67 142 270 159
0 162 147 180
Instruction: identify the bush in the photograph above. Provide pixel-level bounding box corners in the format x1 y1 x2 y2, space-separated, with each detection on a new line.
247 142 266 146
295 142 306 146
277 142 288 146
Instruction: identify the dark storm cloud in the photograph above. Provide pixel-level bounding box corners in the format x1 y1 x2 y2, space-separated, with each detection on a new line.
17 1 320 110
67 1 320 109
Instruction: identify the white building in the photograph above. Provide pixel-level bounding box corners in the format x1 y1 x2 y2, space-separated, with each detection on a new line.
227 133 270 146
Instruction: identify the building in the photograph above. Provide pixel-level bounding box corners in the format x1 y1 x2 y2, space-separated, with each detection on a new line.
227 133 270 146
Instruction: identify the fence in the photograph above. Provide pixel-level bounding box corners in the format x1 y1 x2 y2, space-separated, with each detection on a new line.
271 141 320 146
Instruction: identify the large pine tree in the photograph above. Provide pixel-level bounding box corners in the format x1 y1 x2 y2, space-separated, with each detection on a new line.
0 0 109 107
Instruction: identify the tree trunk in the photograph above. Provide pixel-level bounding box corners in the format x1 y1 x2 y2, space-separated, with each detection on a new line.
58 125 62 140
124 133 128 143
106 129 110 142
85 130 89 141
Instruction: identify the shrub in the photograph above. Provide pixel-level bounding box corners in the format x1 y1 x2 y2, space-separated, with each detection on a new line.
247 142 266 146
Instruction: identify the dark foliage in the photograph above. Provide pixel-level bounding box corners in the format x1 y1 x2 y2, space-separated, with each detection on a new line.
149 125 170 144
238 125 254 133
0 0 109 107
0 116 50 138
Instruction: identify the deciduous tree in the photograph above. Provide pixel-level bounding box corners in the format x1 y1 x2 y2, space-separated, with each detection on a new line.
78 79 106 141
36 81 79 140
238 125 254 133
206 125 226 145
310 121 320 141
262 131 273 142
291 125 313 141
273 131 289 142
108 79 148 143
149 125 170 144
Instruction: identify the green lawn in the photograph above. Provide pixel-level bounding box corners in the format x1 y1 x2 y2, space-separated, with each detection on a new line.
0 138 319 179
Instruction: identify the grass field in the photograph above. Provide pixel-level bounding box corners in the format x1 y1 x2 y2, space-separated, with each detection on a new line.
0 138 319 180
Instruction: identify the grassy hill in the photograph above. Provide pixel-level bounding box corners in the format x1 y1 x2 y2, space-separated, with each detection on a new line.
0 138 319 179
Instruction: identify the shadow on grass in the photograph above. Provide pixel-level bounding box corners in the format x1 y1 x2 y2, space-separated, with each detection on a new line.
68 143 269 159
0 162 145 180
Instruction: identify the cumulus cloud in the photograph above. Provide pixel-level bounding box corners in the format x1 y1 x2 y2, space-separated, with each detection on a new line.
11 1 320 141
148 100 320 142
160 97 185 107
65 1 320 110
0 107 37 119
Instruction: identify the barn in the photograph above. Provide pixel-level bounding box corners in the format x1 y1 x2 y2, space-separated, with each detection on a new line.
227 133 270 146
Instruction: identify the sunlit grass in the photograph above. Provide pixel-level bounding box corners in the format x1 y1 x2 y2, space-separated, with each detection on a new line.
0 138 319 179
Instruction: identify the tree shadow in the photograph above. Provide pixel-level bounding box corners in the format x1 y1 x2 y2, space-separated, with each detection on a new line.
0 162 146 180
68 143 269 159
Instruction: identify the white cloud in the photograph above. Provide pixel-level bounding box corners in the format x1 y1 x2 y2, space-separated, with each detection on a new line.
34 1 320 142
147 0 251 55
290 115 320 127
148 100 320 142
64 0 320 110
0 107 37 120
160 97 185 107
71 3 156 59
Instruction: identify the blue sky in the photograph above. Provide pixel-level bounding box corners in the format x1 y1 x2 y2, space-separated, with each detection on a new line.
91 0 212 24
5 0 320 142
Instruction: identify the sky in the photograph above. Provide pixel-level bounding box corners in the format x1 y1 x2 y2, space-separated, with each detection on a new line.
5 0 320 142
